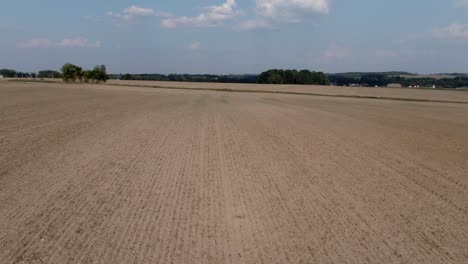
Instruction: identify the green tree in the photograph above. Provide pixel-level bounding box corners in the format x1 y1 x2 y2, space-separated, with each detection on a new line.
91 65 109 83
0 69 17 77
61 63 83 82
38 70 61 78
257 69 284 84
258 69 330 85
360 74 389 86
296 70 313 84
266 72 284 84
121 73 132 80
83 70 93 82
284 70 297 84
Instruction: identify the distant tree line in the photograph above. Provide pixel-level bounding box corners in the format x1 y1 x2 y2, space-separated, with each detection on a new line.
1 65 109 83
38 70 62 79
328 73 468 88
61 63 108 83
0 69 37 78
111 73 258 83
3 66 468 88
0 69 62 79
257 69 330 85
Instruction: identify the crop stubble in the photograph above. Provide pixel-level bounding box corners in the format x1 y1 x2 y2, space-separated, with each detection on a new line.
0 82 467 263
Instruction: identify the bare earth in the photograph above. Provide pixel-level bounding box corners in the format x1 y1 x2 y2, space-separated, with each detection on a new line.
7 78 468 102
0 81 467 263
105 80 468 103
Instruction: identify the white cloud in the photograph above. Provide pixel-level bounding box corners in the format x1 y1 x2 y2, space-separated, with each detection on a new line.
107 5 171 22
162 0 242 28
17 38 101 49
125 5 157 17
17 39 53 48
189 41 201 51
433 23 468 38
375 49 399 57
234 19 272 30
256 0 330 17
236 0 330 31
161 19 177 29
56 38 102 48
324 43 351 59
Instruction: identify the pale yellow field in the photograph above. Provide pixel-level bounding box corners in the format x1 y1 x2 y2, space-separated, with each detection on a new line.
4 78 468 103
1 81 467 263
106 79 468 103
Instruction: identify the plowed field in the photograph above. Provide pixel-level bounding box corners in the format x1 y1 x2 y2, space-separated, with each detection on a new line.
1 81 467 263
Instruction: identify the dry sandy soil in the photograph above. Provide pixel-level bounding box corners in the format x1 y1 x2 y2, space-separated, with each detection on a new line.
0 81 467 263
7 78 468 103
105 80 468 103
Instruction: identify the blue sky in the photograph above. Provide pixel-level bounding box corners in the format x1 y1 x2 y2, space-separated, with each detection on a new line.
1 0 467 74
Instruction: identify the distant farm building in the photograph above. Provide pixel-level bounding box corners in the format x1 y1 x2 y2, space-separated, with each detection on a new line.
387 83 402 88
0 75 3 78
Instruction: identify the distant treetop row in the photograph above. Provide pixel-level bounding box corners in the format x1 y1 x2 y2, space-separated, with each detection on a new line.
61 63 109 83
116 69 330 86
256 69 330 85
2 67 468 88
0 64 109 83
